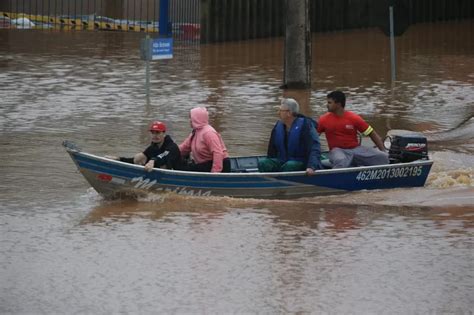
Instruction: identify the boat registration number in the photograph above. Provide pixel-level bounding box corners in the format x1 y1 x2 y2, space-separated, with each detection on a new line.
356 166 423 181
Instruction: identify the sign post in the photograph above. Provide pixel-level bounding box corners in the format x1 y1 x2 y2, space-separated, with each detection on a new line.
145 35 151 100
138 0 171 104
140 36 173 103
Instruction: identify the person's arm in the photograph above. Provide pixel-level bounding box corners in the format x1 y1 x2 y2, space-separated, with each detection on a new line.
144 149 173 172
267 127 277 158
165 144 181 169
369 130 386 151
316 117 325 134
104 155 136 163
144 150 168 172
106 144 149 165
119 157 135 163
205 132 226 173
305 120 323 173
353 114 385 151
144 144 182 172
144 159 155 172
133 152 147 165
178 134 192 157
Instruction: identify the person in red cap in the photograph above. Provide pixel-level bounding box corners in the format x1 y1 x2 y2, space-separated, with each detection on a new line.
106 121 181 171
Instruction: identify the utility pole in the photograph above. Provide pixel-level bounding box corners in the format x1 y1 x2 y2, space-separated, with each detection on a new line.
389 4 396 82
283 0 311 89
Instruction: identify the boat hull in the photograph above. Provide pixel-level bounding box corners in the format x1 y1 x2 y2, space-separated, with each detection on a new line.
65 143 433 199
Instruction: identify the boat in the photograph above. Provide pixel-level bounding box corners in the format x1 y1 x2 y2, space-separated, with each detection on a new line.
63 136 433 199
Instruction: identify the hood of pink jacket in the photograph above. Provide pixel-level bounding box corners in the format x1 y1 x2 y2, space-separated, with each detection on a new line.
190 107 209 129
179 106 228 172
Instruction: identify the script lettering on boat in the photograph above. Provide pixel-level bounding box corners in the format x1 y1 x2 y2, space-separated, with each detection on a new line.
130 177 212 196
356 165 423 181
131 176 157 189
157 186 212 197
179 187 212 196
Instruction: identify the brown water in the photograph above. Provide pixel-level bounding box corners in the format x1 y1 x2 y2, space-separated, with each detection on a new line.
1 21 473 313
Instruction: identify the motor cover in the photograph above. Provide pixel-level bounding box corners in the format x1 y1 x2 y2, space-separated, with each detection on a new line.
386 131 428 163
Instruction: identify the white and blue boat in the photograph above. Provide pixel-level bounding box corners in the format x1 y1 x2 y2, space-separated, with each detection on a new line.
63 137 433 199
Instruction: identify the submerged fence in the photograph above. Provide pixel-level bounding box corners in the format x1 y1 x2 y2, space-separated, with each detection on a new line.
201 0 474 42
1 0 473 43
0 0 200 42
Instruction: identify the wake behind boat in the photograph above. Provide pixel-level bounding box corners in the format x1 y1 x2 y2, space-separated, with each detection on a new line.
63 131 433 199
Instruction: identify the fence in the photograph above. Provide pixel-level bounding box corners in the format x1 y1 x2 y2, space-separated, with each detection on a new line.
0 0 200 42
1 0 473 43
200 0 473 42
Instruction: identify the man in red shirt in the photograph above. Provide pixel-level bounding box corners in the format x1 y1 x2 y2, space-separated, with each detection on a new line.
317 91 389 168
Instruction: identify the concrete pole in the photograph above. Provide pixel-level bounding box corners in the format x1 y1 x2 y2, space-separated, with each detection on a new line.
283 0 311 89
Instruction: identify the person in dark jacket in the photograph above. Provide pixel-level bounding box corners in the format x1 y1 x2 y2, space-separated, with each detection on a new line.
106 121 181 172
258 98 322 175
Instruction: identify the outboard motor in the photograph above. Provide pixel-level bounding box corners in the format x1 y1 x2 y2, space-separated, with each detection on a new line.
385 130 429 164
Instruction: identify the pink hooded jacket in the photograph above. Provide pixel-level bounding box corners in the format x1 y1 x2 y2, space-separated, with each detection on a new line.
179 107 229 172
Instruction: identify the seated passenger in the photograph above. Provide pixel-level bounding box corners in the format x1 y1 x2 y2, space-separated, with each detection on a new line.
317 91 389 168
178 107 230 173
258 98 322 175
105 121 181 172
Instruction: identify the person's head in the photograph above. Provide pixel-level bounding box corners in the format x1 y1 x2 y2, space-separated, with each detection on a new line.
326 91 346 113
278 98 299 122
189 107 209 129
149 121 166 144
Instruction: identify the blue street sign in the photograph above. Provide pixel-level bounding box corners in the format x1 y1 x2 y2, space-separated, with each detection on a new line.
151 38 173 60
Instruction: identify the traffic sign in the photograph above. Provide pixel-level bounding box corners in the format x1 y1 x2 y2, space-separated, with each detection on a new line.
140 36 173 61
152 38 173 60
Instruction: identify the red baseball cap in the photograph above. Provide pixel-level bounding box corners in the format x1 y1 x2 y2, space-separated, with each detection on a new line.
149 121 166 132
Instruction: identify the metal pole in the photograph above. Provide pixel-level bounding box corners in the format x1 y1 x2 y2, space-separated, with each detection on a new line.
389 5 396 82
159 0 169 36
145 34 151 103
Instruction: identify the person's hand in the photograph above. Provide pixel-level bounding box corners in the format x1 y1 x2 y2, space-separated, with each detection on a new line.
144 160 155 172
104 155 119 160
306 167 315 176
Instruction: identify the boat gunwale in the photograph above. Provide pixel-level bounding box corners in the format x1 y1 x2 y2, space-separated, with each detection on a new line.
66 147 434 178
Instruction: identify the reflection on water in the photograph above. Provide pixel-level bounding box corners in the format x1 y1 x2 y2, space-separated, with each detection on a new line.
2 194 472 313
0 20 473 313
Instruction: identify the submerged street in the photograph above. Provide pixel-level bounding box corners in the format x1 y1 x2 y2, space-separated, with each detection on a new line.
0 20 473 313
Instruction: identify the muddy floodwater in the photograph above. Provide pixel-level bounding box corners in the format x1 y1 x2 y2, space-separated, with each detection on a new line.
1 20 473 313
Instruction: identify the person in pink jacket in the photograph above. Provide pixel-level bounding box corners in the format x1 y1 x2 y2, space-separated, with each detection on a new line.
179 107 230 173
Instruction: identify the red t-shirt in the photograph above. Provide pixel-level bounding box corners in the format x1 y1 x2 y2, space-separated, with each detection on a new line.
317 111 371 150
